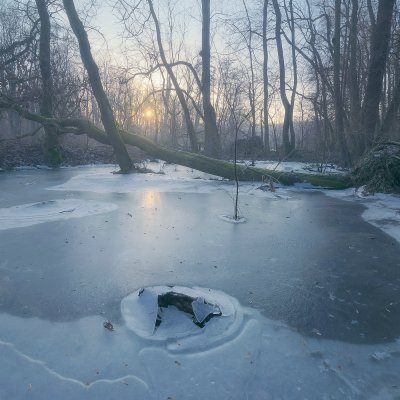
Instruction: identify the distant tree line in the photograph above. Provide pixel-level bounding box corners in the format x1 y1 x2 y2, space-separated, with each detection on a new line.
0 0 399 170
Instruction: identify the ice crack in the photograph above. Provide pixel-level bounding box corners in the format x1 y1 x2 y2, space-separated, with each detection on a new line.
0 339 149 390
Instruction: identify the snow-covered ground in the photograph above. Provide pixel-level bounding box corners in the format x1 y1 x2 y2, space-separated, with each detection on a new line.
237 159 347 175
0 163 399 399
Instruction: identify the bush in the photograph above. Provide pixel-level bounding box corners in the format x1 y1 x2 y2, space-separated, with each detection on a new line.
351 142 400 193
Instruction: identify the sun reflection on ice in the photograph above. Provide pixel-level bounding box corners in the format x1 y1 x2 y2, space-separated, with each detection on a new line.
140 191 161 209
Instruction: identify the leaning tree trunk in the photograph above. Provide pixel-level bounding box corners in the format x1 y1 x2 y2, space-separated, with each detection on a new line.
147 0 198 153
62 0 133 173
201 0 221 158
361 0 395 149
35 0 62 166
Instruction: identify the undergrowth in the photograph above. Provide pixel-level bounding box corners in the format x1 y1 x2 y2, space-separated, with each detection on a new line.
351 142 400 194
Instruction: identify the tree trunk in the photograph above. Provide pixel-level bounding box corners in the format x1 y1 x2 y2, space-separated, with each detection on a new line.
361 0 395 148
287 0 297 150
262 0 270 152
272 0 292 155
147 0 198 153
333 0 352 166
201 0 221 158
242 0 257 165
35 0 62 166
380 77 400 136
349 0 361 134
62 0 133 173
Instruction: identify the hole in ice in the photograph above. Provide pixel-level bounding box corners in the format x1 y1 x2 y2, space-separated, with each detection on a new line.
121 286 242 345
218 214 247 224
156 291 222 328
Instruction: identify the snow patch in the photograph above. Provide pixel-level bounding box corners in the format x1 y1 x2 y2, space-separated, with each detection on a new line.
0 199 117 230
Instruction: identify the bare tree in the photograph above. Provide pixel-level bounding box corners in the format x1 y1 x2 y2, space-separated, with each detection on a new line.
262 0 270 152
271 0 292 155
349 0 361 134
361 0 396 148
284 0 297 150
146 0 198 152
201 0 221 158
35 0 62 166
333 0 351 165
62 0 133 173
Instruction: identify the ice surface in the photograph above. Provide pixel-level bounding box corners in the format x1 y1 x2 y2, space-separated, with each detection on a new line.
325 188 400 243
47 164 291 200
1 165 399 399
191 296 220 324
0 199 117 230
1 292 399 400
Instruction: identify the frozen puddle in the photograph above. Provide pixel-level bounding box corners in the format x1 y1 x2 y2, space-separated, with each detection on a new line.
0 199 117 230
1 287 399 399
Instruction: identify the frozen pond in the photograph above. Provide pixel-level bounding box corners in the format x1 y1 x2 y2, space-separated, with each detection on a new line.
0 164 399 399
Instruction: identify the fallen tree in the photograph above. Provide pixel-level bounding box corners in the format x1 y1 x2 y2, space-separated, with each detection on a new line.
0 95 351 189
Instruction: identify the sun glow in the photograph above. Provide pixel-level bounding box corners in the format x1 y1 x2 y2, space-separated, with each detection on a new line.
144 108 154 119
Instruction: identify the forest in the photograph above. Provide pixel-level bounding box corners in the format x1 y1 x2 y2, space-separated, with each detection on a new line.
1 0 400 191
1 1 400 399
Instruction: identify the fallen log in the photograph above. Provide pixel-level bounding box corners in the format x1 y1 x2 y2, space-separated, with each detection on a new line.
0 97 351 189
69 120 351 189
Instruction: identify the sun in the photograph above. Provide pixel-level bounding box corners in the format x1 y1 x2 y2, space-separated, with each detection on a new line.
144 108 154 119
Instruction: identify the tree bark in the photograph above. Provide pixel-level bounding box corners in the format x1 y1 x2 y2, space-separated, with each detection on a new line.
272 0 292 155
287 0 297 150
35 0 62 166
147 0 198 153
62 0 133 173
380 77 400 136
349 0 361 133
242 0 257 165
361 0 395 148
201 0 221 158
333 0 352 166
262 0 270 152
